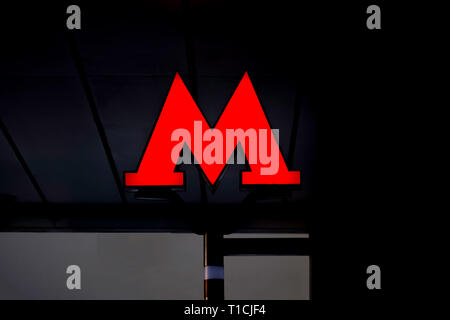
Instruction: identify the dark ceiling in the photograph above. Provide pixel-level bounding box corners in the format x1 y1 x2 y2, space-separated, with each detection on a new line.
0 1 326 204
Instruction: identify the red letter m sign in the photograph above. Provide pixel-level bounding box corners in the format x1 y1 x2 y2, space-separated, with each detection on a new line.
125 72 300 188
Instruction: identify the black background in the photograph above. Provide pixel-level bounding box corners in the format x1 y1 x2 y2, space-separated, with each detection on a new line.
0 0 411 317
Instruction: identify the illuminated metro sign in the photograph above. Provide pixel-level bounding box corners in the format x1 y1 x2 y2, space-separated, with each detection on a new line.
124 72 300 188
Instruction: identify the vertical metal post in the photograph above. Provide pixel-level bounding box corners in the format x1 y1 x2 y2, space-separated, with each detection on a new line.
204 232 224 300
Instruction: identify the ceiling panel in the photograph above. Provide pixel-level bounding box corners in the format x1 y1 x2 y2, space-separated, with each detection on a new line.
0 77 121 203
0 128 41 202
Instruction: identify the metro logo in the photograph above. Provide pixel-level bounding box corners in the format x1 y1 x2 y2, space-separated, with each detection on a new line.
124 72 300 187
